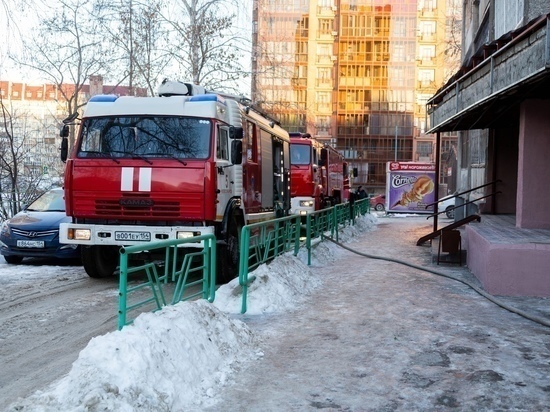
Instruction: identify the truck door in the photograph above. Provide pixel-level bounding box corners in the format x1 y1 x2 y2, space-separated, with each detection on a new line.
243 121 261 213
216 126 233 219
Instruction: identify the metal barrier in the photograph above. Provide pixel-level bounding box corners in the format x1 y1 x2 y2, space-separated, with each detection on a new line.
239 198 370 313
117 234 217 330
117 199 370 327
238 214 302 314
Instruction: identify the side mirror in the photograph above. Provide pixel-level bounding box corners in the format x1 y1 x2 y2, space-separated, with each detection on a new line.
60 124 69 138
231 140 243 164
60 138 69 162
229 126 244 140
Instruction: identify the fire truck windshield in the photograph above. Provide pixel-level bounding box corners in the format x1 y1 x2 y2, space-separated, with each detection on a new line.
290 144 310 165
77 116 211 159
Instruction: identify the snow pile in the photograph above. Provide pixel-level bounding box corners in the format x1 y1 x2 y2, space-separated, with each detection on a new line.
11 301 260 411
213 253 321 315
8 213 376 411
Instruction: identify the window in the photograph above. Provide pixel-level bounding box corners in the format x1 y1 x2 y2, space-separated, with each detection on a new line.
217 127 229 160
246 121 258 162
419 45 436 60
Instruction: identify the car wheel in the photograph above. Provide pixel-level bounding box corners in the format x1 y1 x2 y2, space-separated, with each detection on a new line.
4 255 23 264
445 206 455 219
375 203 385 211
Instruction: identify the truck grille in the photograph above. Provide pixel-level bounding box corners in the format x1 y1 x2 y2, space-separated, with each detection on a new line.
95 199 181 218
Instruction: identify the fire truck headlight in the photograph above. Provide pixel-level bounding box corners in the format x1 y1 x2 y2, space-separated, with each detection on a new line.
300 200 314 207
176 231 194 239
71 228 91 241
299 210 307 215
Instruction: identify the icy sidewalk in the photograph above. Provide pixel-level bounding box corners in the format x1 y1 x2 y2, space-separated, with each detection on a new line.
203 215 550 412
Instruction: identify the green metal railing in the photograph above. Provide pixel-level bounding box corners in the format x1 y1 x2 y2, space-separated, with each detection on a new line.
239 198 370 313
117 199 370 327
117 234 217 330
238 214 302 313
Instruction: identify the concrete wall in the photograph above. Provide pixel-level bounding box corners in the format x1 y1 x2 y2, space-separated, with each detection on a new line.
517 99 550 229
527 0 550 20
466 227 550 297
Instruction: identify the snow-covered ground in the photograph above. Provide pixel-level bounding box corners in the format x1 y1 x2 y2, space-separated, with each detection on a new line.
5 214 378 411
4 213 550 412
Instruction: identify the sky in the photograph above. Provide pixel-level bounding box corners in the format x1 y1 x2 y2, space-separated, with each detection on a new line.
4 214 378 411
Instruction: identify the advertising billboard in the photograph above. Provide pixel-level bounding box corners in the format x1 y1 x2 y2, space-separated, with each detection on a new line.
386 162 436 214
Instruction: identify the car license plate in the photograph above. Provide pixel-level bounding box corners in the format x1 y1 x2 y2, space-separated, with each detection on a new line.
114 231 151 242
17 240 45 248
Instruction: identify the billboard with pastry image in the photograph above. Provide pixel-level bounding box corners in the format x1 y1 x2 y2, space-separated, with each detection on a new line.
386 162 436 214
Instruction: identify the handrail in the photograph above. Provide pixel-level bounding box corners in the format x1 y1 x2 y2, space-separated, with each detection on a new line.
417 214 481 246
424 179 502 209
425 191 502 219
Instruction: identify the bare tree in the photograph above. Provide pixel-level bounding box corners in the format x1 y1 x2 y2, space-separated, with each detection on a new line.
163 0 249 92
94 0 173 96
12 0 115 147
443 0 462 83
0 93 53 219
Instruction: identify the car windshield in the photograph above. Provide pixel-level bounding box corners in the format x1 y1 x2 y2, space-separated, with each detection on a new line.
26 190 65 212
77 116 211 159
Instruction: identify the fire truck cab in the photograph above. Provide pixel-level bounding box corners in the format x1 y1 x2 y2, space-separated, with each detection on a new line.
289 133 346 215
59 80 290 282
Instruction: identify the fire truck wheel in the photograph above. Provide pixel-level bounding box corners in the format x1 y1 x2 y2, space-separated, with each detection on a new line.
218 212 242 284
81 245 118 278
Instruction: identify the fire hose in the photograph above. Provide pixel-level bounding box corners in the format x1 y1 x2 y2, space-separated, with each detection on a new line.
322 235 550 328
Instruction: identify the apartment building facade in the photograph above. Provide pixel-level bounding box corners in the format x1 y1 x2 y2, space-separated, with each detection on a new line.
427 0 550 296
252 0 457 193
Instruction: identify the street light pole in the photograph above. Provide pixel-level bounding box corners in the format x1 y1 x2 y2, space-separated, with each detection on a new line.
394 125 398 161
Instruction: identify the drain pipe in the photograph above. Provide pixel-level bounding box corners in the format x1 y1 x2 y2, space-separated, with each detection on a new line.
322 235 550 328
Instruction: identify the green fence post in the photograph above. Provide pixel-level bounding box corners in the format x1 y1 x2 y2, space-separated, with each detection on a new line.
240 226 251 314
306 213 312 266
293 215 301 256
118 247 129 330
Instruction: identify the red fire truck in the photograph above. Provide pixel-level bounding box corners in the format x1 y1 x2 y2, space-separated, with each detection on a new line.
59 80 291 282
289 133 347 215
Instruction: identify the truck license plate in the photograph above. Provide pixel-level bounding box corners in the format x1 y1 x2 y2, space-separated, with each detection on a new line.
114 231 151 241
17 240 45 248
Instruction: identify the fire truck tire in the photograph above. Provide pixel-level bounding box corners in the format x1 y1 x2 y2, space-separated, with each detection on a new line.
81 245 118 278
218 211 243 284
